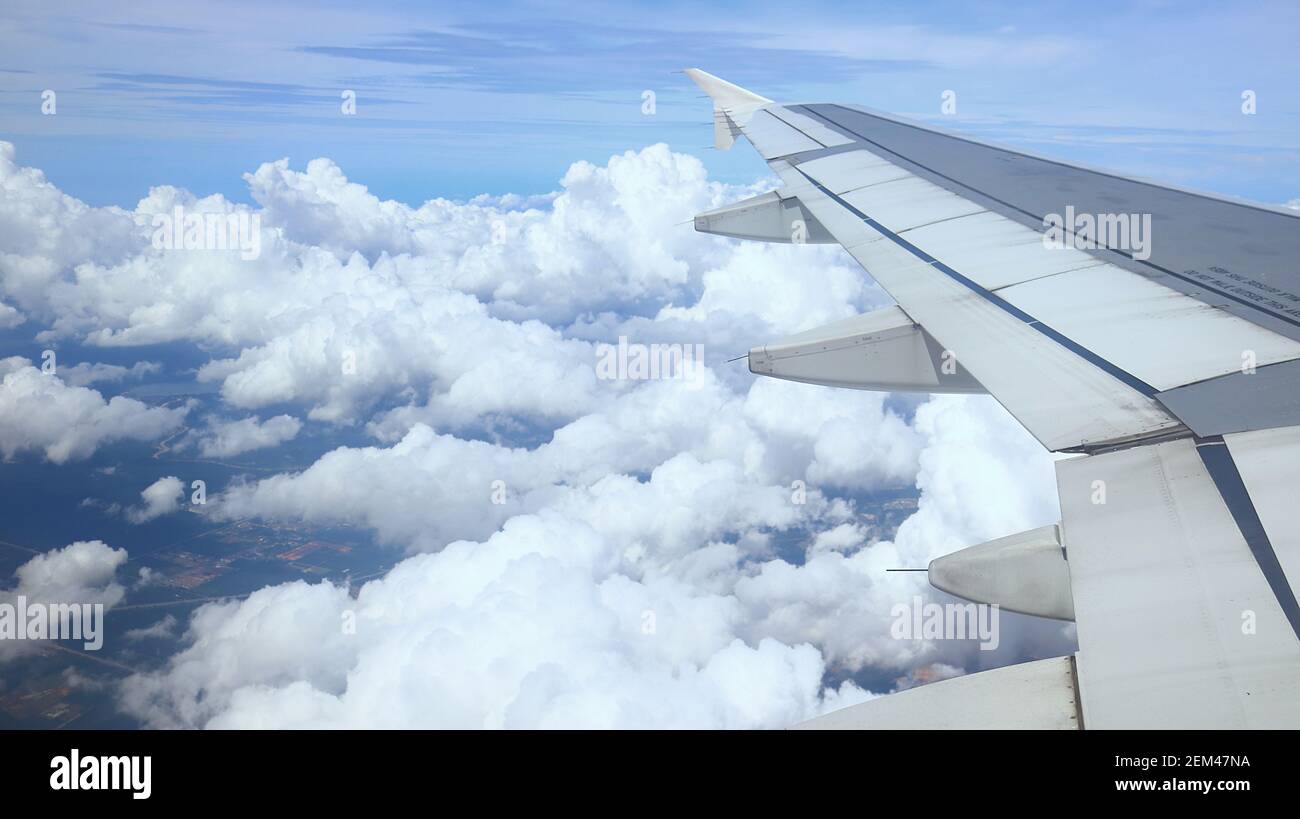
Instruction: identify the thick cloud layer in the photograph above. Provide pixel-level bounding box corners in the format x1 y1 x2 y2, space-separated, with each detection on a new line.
0 140 1066 727
120 390 1058 728
215 373 918 552
3 141 875 426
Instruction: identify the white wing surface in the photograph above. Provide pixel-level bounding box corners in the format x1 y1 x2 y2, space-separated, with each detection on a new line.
683 69 1300 728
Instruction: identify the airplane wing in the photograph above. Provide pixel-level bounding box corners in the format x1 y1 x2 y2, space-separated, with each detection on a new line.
684 69 1300 728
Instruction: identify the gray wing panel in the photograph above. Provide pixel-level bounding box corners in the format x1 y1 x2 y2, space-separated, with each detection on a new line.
794 103 1300 345
1156 359 1300 436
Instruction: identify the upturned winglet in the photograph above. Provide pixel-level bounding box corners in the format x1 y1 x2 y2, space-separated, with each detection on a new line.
683 68 770 150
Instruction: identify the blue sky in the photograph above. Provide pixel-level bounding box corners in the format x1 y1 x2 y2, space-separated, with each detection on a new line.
2 0 1299 207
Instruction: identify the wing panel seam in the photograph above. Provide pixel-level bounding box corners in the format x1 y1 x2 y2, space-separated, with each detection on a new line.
792 167 1162 398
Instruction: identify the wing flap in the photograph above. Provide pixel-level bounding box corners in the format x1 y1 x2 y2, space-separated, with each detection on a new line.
794 656 1080 730
1000 265 1300 391
840 175 986 232
1060 437 1300 728
795 151 910 194
893 211 1105 290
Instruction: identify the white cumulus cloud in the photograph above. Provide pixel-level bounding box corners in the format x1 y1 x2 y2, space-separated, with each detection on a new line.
58 360 161 388
126 476 186 524
0 357 187 463
194 414 302 458
1 540 128 661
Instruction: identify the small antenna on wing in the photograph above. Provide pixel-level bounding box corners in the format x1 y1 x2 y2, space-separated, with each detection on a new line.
726 354 747 363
